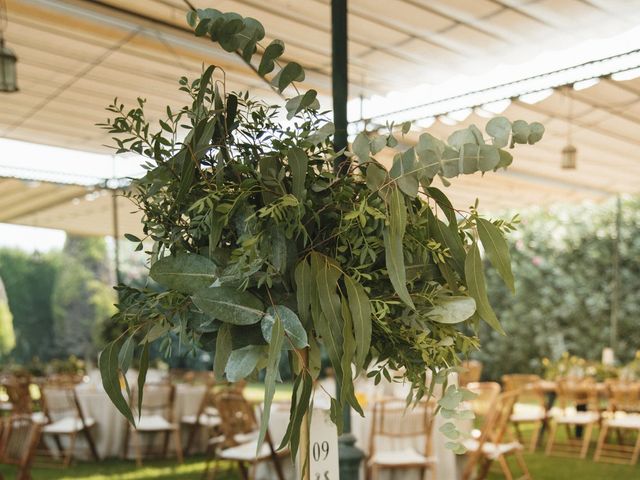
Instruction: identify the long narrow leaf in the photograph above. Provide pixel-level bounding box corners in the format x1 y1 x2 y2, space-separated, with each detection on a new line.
476 218 515 293
136 342 149 421
100 340 134 425
464 243 505 334
257 316 284 453
344 275 372 371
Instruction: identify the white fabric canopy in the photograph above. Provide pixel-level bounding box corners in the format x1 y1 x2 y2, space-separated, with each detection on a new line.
2 0 640 219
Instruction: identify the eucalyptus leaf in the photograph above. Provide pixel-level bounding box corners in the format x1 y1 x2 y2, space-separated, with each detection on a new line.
288 147 308 201
225 345 264 381
486 116 511 148
276 62 304 92
118 335 136 374
99 341 134 425
214 323 233 379
258 39 284 76
390 149 419 198
429 297 476 324
137 342 149 421
285 90 319 120
465 243 505 334
476 218 515 292
149 252 217 294
261 305 308 349
344 275 372 370
192 287 264 325
257 315 284 452
384 187 414 309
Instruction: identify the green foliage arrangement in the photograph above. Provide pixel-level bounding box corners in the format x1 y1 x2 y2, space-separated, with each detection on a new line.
97 8 544 456
476 196 640 381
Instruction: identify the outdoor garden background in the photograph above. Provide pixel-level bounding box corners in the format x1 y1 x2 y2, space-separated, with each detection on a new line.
2 195 638 381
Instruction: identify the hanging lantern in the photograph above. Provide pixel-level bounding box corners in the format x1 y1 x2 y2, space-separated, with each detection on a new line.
561 144 577 169
0 38 17 92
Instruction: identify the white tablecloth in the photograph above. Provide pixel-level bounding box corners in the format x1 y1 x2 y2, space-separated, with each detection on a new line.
72 383 206 459
263 375 469 480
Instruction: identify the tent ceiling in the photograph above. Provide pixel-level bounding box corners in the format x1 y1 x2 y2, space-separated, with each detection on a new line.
0 177 144 237
1 0 640 229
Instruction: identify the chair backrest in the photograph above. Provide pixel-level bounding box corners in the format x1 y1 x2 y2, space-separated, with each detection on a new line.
41 384 79 421
131 382 176 422
502 374 544 406
467 382 501 419
176 370 216 386
459 360 483 387
607 381 640 413
0 415 42 471
501 374 541 391
0 375 33 415
46 373 84 386
215 390 258 446
556 378 599 411
369 398 435 460
462 390 520 480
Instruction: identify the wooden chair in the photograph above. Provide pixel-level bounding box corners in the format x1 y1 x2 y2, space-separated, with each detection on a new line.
181 383 221 455
502 374 546 452
594 382 640 464
459 361 483 387
204 390 286 480
462 390 531 480
367 398 437 480
39 383 99 466
124 382 183 467
0 375 33 415
0 415 42 480
545 379 600 459
467 382 501 420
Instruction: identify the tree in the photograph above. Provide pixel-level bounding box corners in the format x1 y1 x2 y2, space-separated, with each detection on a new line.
0 275 15 357
476 196 640 380
0 249 60 362
51 236 116 358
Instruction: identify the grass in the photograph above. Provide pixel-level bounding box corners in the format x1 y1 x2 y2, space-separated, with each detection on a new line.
3 444 640 480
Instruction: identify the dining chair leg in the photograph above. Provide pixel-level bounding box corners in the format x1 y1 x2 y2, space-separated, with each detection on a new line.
370 464 378 480
513 422 524 444
63 432 77 467
515 450 531 479
173 427 184 463
83 427 100 461
497 455 513 480
529 423 542 453
52 434 64 458
162 430 170 459
122 426 130 459
238 461 249 480
594 423 608 461
132 430 143 467
630 430 640 465
545 422 557 455
477 458 492 480
580 423 594 459
185 423 199 455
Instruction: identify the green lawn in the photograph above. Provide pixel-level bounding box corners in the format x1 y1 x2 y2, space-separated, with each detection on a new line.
2 448 639 480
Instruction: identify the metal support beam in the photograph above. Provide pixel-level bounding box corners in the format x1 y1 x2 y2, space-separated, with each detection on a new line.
331 1 364 477
332 0 349 176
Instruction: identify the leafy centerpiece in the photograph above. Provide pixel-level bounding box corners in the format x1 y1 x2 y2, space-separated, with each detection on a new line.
98 7 544 459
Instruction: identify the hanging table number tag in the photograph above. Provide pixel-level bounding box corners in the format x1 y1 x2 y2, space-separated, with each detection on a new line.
308 408 339 480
